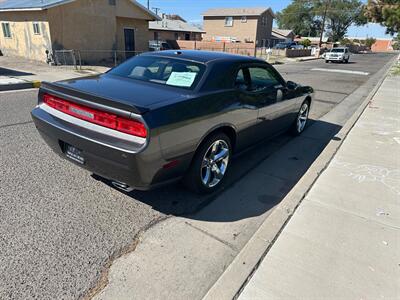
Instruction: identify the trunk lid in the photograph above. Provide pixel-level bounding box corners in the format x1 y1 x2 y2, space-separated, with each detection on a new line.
41 73 186 114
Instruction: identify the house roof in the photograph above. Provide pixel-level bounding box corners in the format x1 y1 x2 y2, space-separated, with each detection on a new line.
0 0 74 10
295 36 329 43
149 19 205 33
0 0 160 20
202 7 274 17
271 32 286 40
272 28 294 38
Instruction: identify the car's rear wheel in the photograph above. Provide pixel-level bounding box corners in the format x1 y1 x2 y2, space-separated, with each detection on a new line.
184 133 231 194
290 100 310 135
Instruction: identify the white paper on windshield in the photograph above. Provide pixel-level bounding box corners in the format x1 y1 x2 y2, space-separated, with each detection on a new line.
166 72 197 87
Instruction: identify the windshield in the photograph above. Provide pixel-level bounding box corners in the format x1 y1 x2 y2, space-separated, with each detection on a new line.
275 43 289 48
109 56 206 89
330 48 345 53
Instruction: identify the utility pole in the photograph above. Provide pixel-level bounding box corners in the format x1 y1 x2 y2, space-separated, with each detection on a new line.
152 7 160 17
319 0 331 48
147 0 149 9
152 7 161 24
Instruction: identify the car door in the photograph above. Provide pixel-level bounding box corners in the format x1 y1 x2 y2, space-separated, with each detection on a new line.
246 65 299 139
233 67 261 150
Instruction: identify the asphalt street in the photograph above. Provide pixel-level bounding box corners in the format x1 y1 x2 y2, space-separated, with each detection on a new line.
0 53 395 299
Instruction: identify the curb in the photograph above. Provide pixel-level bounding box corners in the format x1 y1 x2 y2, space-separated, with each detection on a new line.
202 55 398 300
0 80 41 91
296 57 320 62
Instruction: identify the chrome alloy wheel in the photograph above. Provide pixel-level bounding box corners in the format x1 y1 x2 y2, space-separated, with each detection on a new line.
297 102 309 133
200 140 230 188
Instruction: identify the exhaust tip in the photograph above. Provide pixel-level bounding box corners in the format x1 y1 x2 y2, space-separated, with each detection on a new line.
111 180 134 192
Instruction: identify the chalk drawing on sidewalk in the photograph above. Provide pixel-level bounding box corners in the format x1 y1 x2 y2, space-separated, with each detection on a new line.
333 160 400 196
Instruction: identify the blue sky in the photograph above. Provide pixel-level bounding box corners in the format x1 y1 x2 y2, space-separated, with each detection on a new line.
138 0 393 39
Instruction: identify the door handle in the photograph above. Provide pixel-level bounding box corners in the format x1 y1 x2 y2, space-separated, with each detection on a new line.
257 116 269 121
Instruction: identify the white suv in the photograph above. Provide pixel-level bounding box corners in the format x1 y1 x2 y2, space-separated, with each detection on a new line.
325 47 350 63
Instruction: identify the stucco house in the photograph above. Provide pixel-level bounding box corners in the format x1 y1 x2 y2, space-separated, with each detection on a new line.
149 15 204 42
202 7 274 47
0 0 159 62
270 28 295 47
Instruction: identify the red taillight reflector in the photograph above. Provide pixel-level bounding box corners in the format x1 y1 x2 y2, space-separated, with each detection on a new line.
43 93 147 138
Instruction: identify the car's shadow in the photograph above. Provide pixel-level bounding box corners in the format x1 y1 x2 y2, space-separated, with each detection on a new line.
95 119 342 222
327 61 356 65
0 67 34 76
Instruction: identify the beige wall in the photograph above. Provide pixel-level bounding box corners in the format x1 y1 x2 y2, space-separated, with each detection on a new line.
203 12 274 47
203 16 258 43
1 0 154 62
0 11 52 61
116 17 149 52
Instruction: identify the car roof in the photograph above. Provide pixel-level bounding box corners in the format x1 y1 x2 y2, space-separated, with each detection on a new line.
142 50 263 64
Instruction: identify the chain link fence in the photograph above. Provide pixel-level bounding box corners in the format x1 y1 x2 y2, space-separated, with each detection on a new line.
53 50 142 69
52 47 281 70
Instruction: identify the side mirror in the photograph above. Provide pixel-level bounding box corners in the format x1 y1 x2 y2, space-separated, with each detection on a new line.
286 81 297 90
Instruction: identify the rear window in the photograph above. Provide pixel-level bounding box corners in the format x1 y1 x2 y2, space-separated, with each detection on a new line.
330 48 345 53
109 56 205 89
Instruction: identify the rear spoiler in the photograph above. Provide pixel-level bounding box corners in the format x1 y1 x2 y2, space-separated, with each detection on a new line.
39 81 149 115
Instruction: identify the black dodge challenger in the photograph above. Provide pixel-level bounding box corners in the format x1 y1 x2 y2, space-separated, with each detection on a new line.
31 50 313 194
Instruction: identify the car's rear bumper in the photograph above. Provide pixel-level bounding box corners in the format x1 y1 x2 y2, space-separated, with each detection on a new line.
325 57 345 61
31 105 182 190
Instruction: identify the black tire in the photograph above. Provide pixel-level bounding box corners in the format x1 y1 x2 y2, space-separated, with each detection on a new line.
325 60 329 63
183 132 232 194
290 100 310 136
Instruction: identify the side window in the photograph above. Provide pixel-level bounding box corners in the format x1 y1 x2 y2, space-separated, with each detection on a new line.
248 67 280 92
235 68 249 91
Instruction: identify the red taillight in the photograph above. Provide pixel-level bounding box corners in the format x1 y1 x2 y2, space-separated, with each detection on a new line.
43 93 147 138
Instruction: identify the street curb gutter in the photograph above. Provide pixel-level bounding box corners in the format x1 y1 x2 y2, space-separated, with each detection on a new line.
0 80 41 91
202 56 398 300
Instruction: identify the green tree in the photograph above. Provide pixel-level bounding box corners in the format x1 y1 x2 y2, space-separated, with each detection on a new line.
325 0 365 42
365 0 400 35
276 0 321 36
392 35 400 50
300 38 312 47
277 0 364 41
339 38 354 45
365 37 377 48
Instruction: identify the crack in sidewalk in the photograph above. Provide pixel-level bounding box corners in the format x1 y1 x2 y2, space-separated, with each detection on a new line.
184 221 239 252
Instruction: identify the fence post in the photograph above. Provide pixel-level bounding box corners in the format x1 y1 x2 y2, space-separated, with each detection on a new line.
114 51 117 67
223 42 226 52
72 50 77 70
254 43 257 57
77 50 82 70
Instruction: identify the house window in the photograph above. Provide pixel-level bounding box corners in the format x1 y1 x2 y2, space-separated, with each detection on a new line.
174 32 179 40
241 16 247 23
33 22 40 35
225 17 233 27
2 22 11 38
154 31 159 41
185 33 190 40
261 16 266 26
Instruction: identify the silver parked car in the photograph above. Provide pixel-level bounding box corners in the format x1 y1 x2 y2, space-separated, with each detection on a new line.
325 47 350 63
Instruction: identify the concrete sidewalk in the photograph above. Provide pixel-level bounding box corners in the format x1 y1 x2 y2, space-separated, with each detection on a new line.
238 73 400 298
0 56 109 90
